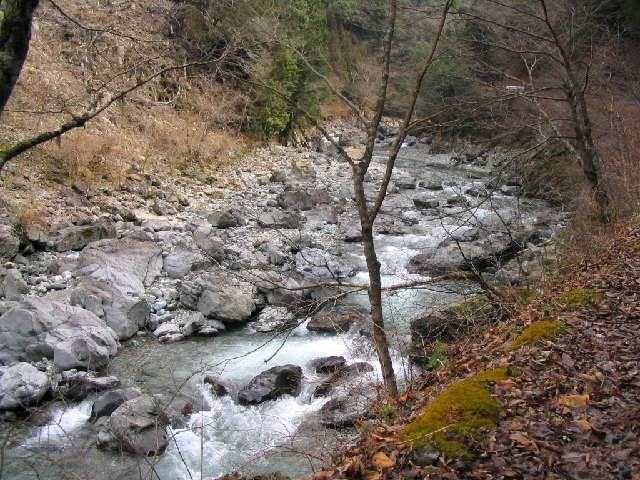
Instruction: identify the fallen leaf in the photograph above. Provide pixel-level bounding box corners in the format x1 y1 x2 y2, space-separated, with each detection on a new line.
574 419 593 431
558 394 589 408
372 451 396 469
364 471 382 480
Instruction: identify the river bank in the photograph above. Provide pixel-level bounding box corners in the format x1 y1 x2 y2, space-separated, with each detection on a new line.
0 129 565 479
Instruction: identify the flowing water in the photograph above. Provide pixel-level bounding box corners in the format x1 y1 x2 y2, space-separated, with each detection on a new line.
2 145 562 480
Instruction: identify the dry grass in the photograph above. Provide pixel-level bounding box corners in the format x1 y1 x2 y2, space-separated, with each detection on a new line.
0 0 251 195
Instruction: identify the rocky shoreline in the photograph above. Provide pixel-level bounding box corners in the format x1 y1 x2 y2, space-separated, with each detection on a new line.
0 130 565 476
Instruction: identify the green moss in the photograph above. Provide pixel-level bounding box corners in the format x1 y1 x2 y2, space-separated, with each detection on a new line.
403 368 508 459
512 321 566 350
558 288 603 309
448 294 492 318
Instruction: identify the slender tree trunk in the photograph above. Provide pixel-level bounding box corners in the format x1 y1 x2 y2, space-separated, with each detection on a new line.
352 166 398 397
0 0 39 115
361 222 398 397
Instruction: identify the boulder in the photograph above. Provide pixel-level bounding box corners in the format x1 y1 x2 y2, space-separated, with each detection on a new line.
90 387 142 422
163 248 198 279
341 224 362 242
318 395 371 428
1 269 28 301
53 223 116 252
58 371 120 401
313 362 374 397
258 209 303 229
0 222 19 260
70 279 150 340
295 248 362 282
309 356 347 374
0 297 119 370
190 274 257 325
408 233 530 276
251 306 295 333
278 190 314 211
0 362 51 411
307 306 369 334
193 224 225 262
78 239 162 296
208 209 246 229
203 374 228 397
102 395 169 456
237 365 303 405
413 194 440 210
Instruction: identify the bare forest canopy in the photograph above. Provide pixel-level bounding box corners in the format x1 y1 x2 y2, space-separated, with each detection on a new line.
0 0 639 218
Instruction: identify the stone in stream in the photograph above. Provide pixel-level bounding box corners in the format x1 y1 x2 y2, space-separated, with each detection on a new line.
313 362 374 397
203 374 229 397
0 297 119 370
0 362 51 411
237 365 303 406
197 284 257 325
57 371 121 401
250 306 296 333
309 356 347 374
307 306 370 334
407 232 532 276
318 395 372 429
90 387 142 422
70 278 150 340
100 394 169 456
77 238 162 296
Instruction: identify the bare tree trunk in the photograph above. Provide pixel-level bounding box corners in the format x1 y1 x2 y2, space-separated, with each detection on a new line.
0 0 39 115
353 167 399 396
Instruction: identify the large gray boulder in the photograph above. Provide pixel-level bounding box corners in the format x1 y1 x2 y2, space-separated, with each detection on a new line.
70 279 150 340
237 365 303 406
250 306 295 333
163 248 199 279
100 395 169 456
53 223 116 252
77 238 162 296
0 362 51 411
90 387 142 422
318 395 372 429
307 306 369 334
0 297 119 370
198 287 256 324
180 273 257 325
407 233 529 275
193 224 225 262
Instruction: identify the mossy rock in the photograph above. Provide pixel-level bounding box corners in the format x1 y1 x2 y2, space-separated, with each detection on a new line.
558 288 603 309
402 368 508 460
512 320 566 350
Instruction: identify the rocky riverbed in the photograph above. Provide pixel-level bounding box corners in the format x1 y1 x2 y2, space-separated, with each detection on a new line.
0 130 565 479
